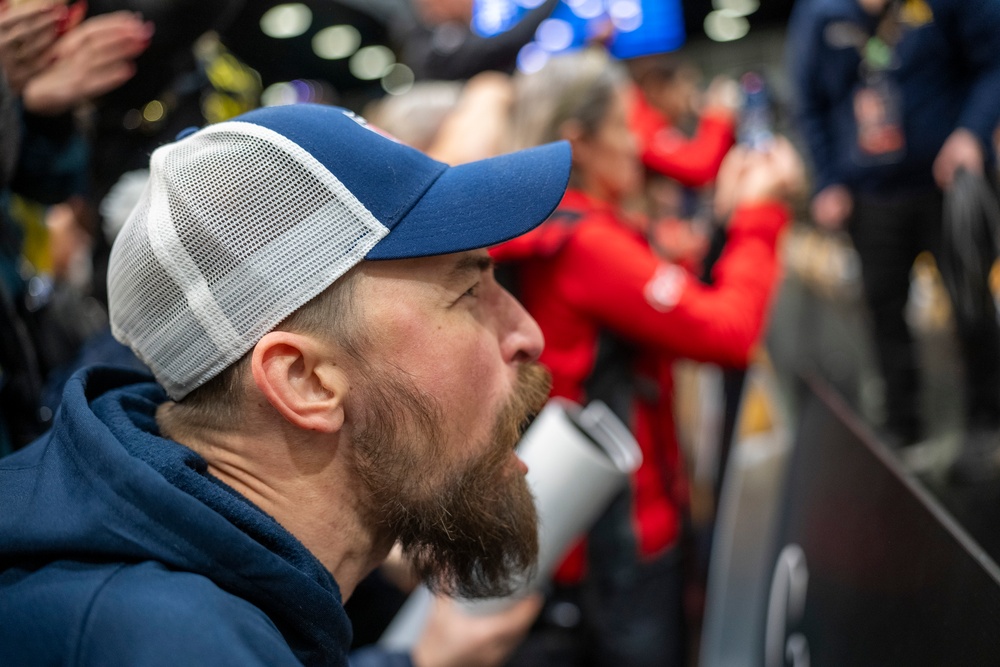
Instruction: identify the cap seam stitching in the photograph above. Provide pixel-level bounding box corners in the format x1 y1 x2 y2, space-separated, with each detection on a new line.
387 160 449 226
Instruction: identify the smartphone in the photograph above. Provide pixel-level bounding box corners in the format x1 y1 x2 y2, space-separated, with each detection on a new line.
472 0 685 63
738 72 774 151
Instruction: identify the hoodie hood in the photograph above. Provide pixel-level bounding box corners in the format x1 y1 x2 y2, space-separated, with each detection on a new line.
0 366 351 665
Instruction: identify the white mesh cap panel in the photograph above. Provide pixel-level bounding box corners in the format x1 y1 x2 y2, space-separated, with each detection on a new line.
109 121 389 399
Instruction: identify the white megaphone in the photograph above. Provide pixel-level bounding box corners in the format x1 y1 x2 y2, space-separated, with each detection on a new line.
379 398 642 651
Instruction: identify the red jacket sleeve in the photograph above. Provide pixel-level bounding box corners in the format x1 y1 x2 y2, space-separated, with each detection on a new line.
629 88 736 188
557 202 787 367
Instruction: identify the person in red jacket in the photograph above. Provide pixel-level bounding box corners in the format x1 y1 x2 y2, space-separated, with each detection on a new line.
627 55 739 188
494 50 804 667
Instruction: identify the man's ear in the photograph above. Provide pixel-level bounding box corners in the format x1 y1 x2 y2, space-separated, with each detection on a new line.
250 332 349 433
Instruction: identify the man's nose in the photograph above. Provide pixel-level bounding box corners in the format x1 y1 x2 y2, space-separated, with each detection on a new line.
498 288 544 364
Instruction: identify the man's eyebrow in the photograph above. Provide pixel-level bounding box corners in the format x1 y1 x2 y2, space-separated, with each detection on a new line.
447 254 494 282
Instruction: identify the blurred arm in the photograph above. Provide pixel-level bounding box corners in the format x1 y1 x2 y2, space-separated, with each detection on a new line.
425 72 512 165
785 5 844 195
629 85 736 188
934 0 1000 188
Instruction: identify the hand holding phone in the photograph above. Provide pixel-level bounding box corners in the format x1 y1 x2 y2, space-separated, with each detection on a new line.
714 136 806 220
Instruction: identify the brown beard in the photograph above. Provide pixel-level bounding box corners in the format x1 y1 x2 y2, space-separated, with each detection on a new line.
350 362 552 599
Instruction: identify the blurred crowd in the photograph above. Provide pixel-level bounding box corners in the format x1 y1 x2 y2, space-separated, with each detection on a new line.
2 0 1000 665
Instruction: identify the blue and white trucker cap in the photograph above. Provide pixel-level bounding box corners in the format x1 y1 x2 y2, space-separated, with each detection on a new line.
108 104 571 399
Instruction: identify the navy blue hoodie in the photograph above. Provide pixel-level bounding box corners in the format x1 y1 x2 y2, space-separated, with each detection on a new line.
786 0 1000 195
0 367 365 666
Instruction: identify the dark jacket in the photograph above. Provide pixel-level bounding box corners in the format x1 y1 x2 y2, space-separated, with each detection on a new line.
0 78 89 454
787 0 1000 195
0 367 357 666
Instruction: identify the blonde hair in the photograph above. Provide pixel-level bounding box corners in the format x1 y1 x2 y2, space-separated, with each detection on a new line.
507 48 628 151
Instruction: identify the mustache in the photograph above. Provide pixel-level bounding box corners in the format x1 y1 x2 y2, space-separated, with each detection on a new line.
497 362 553 453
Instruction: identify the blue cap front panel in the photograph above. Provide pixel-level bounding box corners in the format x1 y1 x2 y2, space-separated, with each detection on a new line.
237 104 447 231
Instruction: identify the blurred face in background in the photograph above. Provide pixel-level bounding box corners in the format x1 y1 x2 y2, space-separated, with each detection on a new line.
646 64 701 125
567 86 643 205
857 0 890 15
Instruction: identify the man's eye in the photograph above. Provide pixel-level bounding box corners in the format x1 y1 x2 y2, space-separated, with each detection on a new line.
463 283 480 298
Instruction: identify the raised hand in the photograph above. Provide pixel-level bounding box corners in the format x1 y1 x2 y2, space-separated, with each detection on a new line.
0 0 81 93
714 135 806 220
21 10 152 115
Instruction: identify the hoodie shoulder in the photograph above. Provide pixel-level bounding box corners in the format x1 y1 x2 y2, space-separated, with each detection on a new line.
84 562 303 666
1 560 303 666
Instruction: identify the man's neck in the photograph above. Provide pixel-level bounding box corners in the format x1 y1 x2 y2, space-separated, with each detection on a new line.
155 402 391 601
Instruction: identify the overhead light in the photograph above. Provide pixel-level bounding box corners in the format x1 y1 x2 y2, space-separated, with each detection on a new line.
260 4 312 39
123 109 142 130
312 24 361 60
515 0 546 7
382 64 415 96
261 82 298 107
291 79 315 101
473 2 514 37
609 0 643 32
704 10 750 42
566 0 603 20
713 0 760 16
143 100 165 123
536 18 574 52
349 45 395 80
516 41 549 74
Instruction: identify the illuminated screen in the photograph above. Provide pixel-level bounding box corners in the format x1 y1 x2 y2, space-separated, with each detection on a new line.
472 0 685 68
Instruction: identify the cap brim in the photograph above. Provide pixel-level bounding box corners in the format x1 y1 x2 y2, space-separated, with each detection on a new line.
365 141 571 260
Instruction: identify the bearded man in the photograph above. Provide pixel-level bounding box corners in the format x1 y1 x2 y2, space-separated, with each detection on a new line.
0 104 570 666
